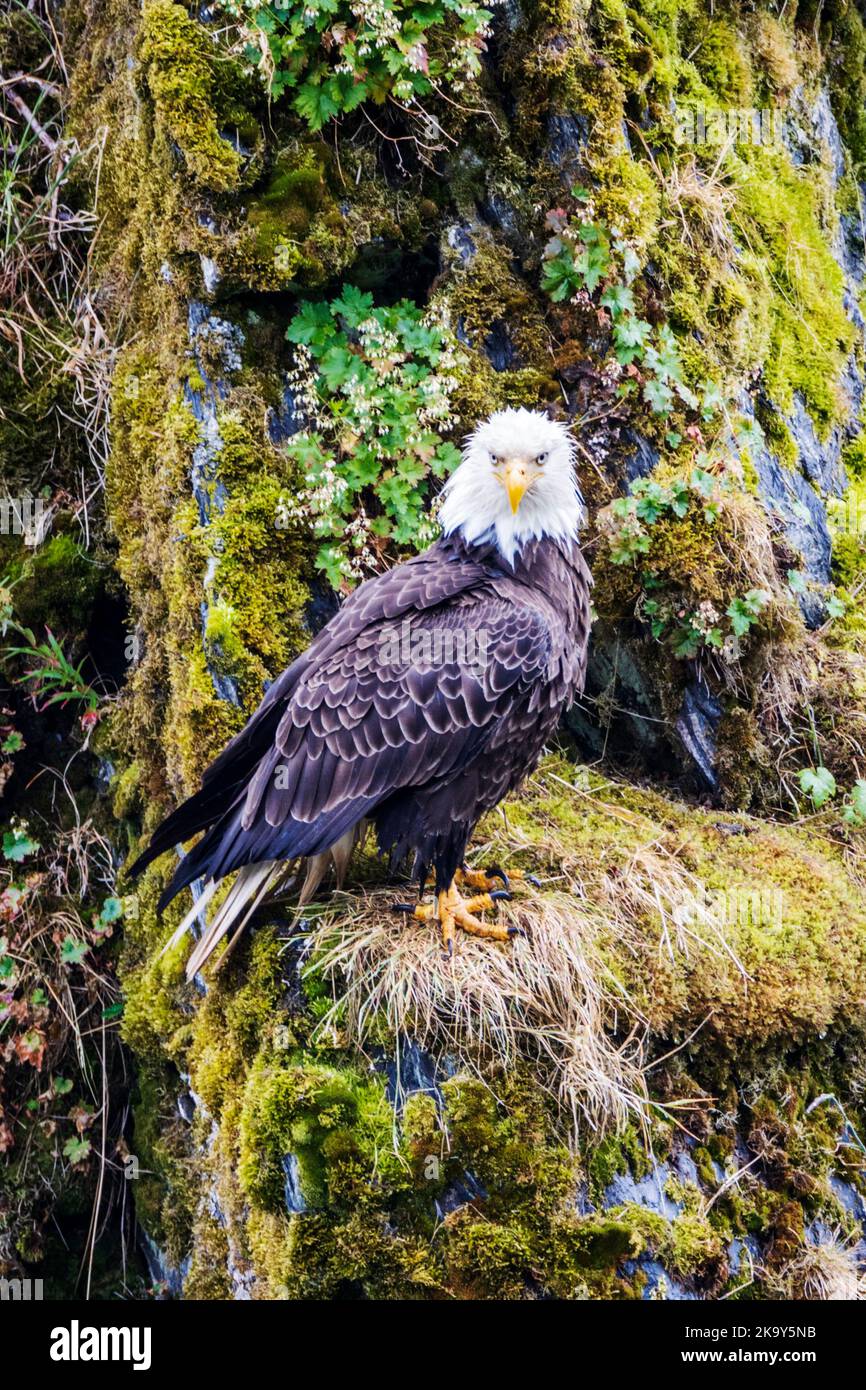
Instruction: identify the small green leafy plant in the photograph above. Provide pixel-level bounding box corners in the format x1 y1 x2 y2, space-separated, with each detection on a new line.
2 576 99 722
605 464 771 659
798 766 866 825
5 627 98 714
279 286 464 587
225 0 496 130
0 820 121 1166
542 190 723 426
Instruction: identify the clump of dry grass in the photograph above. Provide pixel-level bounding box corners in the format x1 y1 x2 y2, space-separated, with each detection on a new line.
293 761 751 1143
767 1233 866 1301
662 153 737 258
0 0 113 538
305 888 650 1140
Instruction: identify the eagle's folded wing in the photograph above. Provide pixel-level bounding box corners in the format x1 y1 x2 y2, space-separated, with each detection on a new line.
129 542 491 879
153 587 558 908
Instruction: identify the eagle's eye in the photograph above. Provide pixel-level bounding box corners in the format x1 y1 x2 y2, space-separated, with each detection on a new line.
490 452 501 466
536 451 548 465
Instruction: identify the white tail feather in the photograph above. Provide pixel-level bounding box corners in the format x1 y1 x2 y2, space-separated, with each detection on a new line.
159 819 367 980
159 877 219 960
185 859 280 980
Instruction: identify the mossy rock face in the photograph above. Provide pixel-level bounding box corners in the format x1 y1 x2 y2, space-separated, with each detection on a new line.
114 756 866 1299
137 0 246 193
12 0 862 1303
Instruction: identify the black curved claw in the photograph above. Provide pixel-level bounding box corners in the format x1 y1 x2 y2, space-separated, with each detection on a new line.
507 925 528 939
485 865 510 889
525 874 542 888
393 901 417 914
490 889 512 903
441 940 454 959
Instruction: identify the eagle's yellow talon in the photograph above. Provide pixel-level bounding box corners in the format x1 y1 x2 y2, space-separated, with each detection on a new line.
455 867 496 892
451 904 512 942
459 891 498 913
438 889 456 954
392 900 436 921
456 865 539 894
395 880 524 952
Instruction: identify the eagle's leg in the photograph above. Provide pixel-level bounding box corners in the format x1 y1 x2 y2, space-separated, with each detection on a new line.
456 865 541 893
394 882 520 954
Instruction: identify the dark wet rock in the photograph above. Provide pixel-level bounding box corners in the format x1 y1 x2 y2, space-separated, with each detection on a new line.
484 319 521 371
434 1170 486 1220
95 756 115 792
567 621 668 767
727 1235 761 1278
218 128 253 157
187 302 244 389
739 392 837 627
203 658 240 707
621 427 660 483
381 1039 441 1108
675 681 722 792
282 1153 308 1214
185 302 243 527
200 254 220 295
305 578 341 636
672 1148 701 1187
829 1174 866 1222
139 1228 190 1299
573 1182 595 1215
177 1089 196 1124
783 86 845 185
267 379 303 444
546 113 589 172
183 303 247 702
446 223 476 266
624 1256 698 1300
787 392 850 498
480 192 521 241
841 211 866 287
603 1162 683 1221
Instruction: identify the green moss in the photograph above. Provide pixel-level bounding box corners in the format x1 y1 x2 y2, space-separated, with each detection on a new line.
239 1054 387 1210
223 142 415 291
435 235 557 425
668 1210 725 1278
691 18 753 106
138 0 243 192
824 0 866 179
732 151 853 431
184 1211 232 1299
593 150 660 253
3 533 102 636
588 1123 654 1199
130 1063 196 1264
760 408 799 471
444 1216 533 1298
111 759 142 821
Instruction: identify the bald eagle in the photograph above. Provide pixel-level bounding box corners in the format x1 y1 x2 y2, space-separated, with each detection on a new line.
131 408 592 973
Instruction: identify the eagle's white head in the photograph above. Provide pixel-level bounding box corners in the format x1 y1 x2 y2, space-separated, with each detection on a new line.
438 408 585 565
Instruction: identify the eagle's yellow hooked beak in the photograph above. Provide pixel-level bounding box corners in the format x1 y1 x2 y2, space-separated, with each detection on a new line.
501 458 538 514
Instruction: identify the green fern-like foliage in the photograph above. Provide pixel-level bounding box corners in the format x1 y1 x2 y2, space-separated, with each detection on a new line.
225 0 496 130
279 287 464 587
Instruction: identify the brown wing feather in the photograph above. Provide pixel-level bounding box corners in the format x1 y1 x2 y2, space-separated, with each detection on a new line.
145 533 592 907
